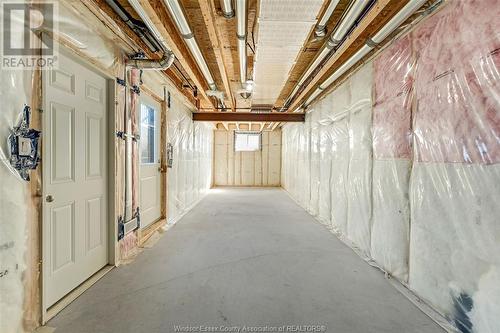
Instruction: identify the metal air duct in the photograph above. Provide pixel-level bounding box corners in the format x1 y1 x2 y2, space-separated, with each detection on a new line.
126 51 175 70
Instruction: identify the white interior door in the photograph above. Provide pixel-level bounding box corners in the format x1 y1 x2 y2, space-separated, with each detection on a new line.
43 50 108 308
139 96 161 228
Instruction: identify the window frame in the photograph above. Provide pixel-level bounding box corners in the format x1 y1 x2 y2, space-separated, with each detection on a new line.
234 131 262 152
139 102 158 165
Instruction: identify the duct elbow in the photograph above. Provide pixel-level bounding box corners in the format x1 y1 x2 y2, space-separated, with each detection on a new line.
127 51 175 70
315 25 327 39
208 82 217 91
161 51 176 68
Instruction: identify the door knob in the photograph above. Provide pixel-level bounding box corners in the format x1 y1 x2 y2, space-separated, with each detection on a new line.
45 195 54 203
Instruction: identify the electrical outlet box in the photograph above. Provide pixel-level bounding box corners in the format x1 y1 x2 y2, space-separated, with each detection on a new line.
18 137 32 156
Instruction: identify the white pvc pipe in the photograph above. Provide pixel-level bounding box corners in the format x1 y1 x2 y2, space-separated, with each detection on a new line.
163 0 217 90
330 0 370 45
236 0 247 86
321 44 372 89
287 0 369 105
371 0 428 43
128 0 170 51
238 39 247 85
298 47 330 87
127 52 175 70
304 88 323 106
305 0 428 106
185 38 217 90
221 0 234 18
315 0 341 37
236 0 246 36
163 0 191 36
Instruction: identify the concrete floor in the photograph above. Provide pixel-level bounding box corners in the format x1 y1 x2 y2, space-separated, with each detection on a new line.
49 188 443 333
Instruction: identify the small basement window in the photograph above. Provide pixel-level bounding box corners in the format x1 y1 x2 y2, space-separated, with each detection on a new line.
140 103 157 164
234 131 261 152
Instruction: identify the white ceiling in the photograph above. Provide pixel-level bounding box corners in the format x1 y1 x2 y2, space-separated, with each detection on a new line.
252 0 324 105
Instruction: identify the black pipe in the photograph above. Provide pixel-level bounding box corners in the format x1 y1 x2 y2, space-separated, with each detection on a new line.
104 0 161 53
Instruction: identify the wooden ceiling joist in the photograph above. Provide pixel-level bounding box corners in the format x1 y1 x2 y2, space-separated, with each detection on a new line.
274 0 351 108
129 0 216 109
271 122 281 131
196 0 235 111
86 1 160 59
287 0 408 112
193 112 305 122
86 0 197 105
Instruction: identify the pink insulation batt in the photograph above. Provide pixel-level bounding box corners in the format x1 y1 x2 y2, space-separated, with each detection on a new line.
373 35 414 160
413 0 500 164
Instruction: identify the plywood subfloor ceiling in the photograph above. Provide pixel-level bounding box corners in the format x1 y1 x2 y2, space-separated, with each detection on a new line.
93 0 432 114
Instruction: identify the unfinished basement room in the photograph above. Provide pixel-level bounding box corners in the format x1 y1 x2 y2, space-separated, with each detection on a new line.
0 0 499 332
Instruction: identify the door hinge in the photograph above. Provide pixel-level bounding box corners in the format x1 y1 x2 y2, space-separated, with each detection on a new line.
116 131 140 141
134 207 141 229
118 216 124 241
116 77 126 87
117 208 141 241
130 85 140 95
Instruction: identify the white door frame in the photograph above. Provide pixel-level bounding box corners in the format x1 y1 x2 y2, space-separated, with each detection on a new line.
138 92 163 228
41 42 117 322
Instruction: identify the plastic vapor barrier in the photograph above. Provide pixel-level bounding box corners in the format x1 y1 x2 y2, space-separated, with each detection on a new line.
409 2 499 332
0 2 129 331
372 35 413 282
284 64 373 255
167 95 213 225
282 1 499 332
0 28 32 333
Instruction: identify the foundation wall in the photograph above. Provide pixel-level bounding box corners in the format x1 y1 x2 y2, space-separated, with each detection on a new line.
166 94 214 225
282 2 500 332
213 130 281 187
